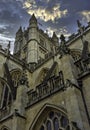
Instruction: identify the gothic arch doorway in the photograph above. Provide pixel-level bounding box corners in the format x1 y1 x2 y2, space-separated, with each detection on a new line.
29 104 70 130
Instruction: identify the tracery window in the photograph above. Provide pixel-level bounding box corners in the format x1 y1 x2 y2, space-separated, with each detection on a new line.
47 120 52 130
10 69 21 87
0 79 12 120
54 117 59 130
0 79 12 109
40 111 69 130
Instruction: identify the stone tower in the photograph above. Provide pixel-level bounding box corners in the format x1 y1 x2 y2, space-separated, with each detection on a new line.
27 14 38 66
14 26 23 54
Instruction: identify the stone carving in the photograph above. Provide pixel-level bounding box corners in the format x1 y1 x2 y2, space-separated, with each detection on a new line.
19 69 27 86
65 79 78 89
59 34 70 58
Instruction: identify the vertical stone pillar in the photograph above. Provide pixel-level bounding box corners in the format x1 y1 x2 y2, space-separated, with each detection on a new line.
12 74 28 130
27 14 38 65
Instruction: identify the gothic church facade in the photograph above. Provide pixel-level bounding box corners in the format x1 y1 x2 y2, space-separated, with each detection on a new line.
0 14 90 130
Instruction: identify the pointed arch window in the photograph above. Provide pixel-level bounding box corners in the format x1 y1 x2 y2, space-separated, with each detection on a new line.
54 117 59 130
39 110 69 130
0 79 12 109
61 116 68 128
47 120 52 130
10 69 21 87
0 78 12 120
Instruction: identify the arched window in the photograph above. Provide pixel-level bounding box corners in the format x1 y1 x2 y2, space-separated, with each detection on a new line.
61 116 68 128
10 69 21 87
39 111 69 130
49 111 54 119
30 104 69 130
0 78 12 109
54 117 59 130
0 78 12 120
47 120 52 130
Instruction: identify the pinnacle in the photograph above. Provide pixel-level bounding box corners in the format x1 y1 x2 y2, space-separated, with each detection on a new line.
29 13 37 22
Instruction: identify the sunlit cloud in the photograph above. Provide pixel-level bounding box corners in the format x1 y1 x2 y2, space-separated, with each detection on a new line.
23 1 68 22
44 26 71 39
23 1 32 8
80 10 90 22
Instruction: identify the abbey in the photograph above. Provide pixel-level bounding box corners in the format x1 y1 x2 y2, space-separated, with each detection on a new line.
0 14 90 130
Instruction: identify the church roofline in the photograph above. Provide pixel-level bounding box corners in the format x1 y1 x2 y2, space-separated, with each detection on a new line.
67 22 90 46
0 48 31 72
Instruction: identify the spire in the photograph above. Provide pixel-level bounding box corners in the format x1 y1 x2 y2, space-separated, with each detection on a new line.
59 34 70 58
60 34 66 43
52 32 59 46
77 20 85 39
52 32 58 39
19 26 22 31
77 20 82 28
77 20 90 60
29 13 37 24
16 26 23 34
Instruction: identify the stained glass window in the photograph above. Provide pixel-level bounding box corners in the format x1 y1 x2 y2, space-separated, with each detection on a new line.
54 118 59 130
47 120 52 130
39 110 69 130
61 116 68 128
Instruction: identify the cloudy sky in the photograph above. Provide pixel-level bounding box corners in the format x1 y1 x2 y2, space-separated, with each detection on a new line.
0 0 90 52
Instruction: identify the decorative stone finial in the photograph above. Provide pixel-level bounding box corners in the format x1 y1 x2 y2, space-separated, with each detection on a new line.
77 20 82 28
59 34 70 58
19 70 27 85
60 34 65 42
6 41 10 55
29 13 37 23
8 41 10 49
17 26 22 34
19 75 27 85
52 32 57 38
77 20 85 36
